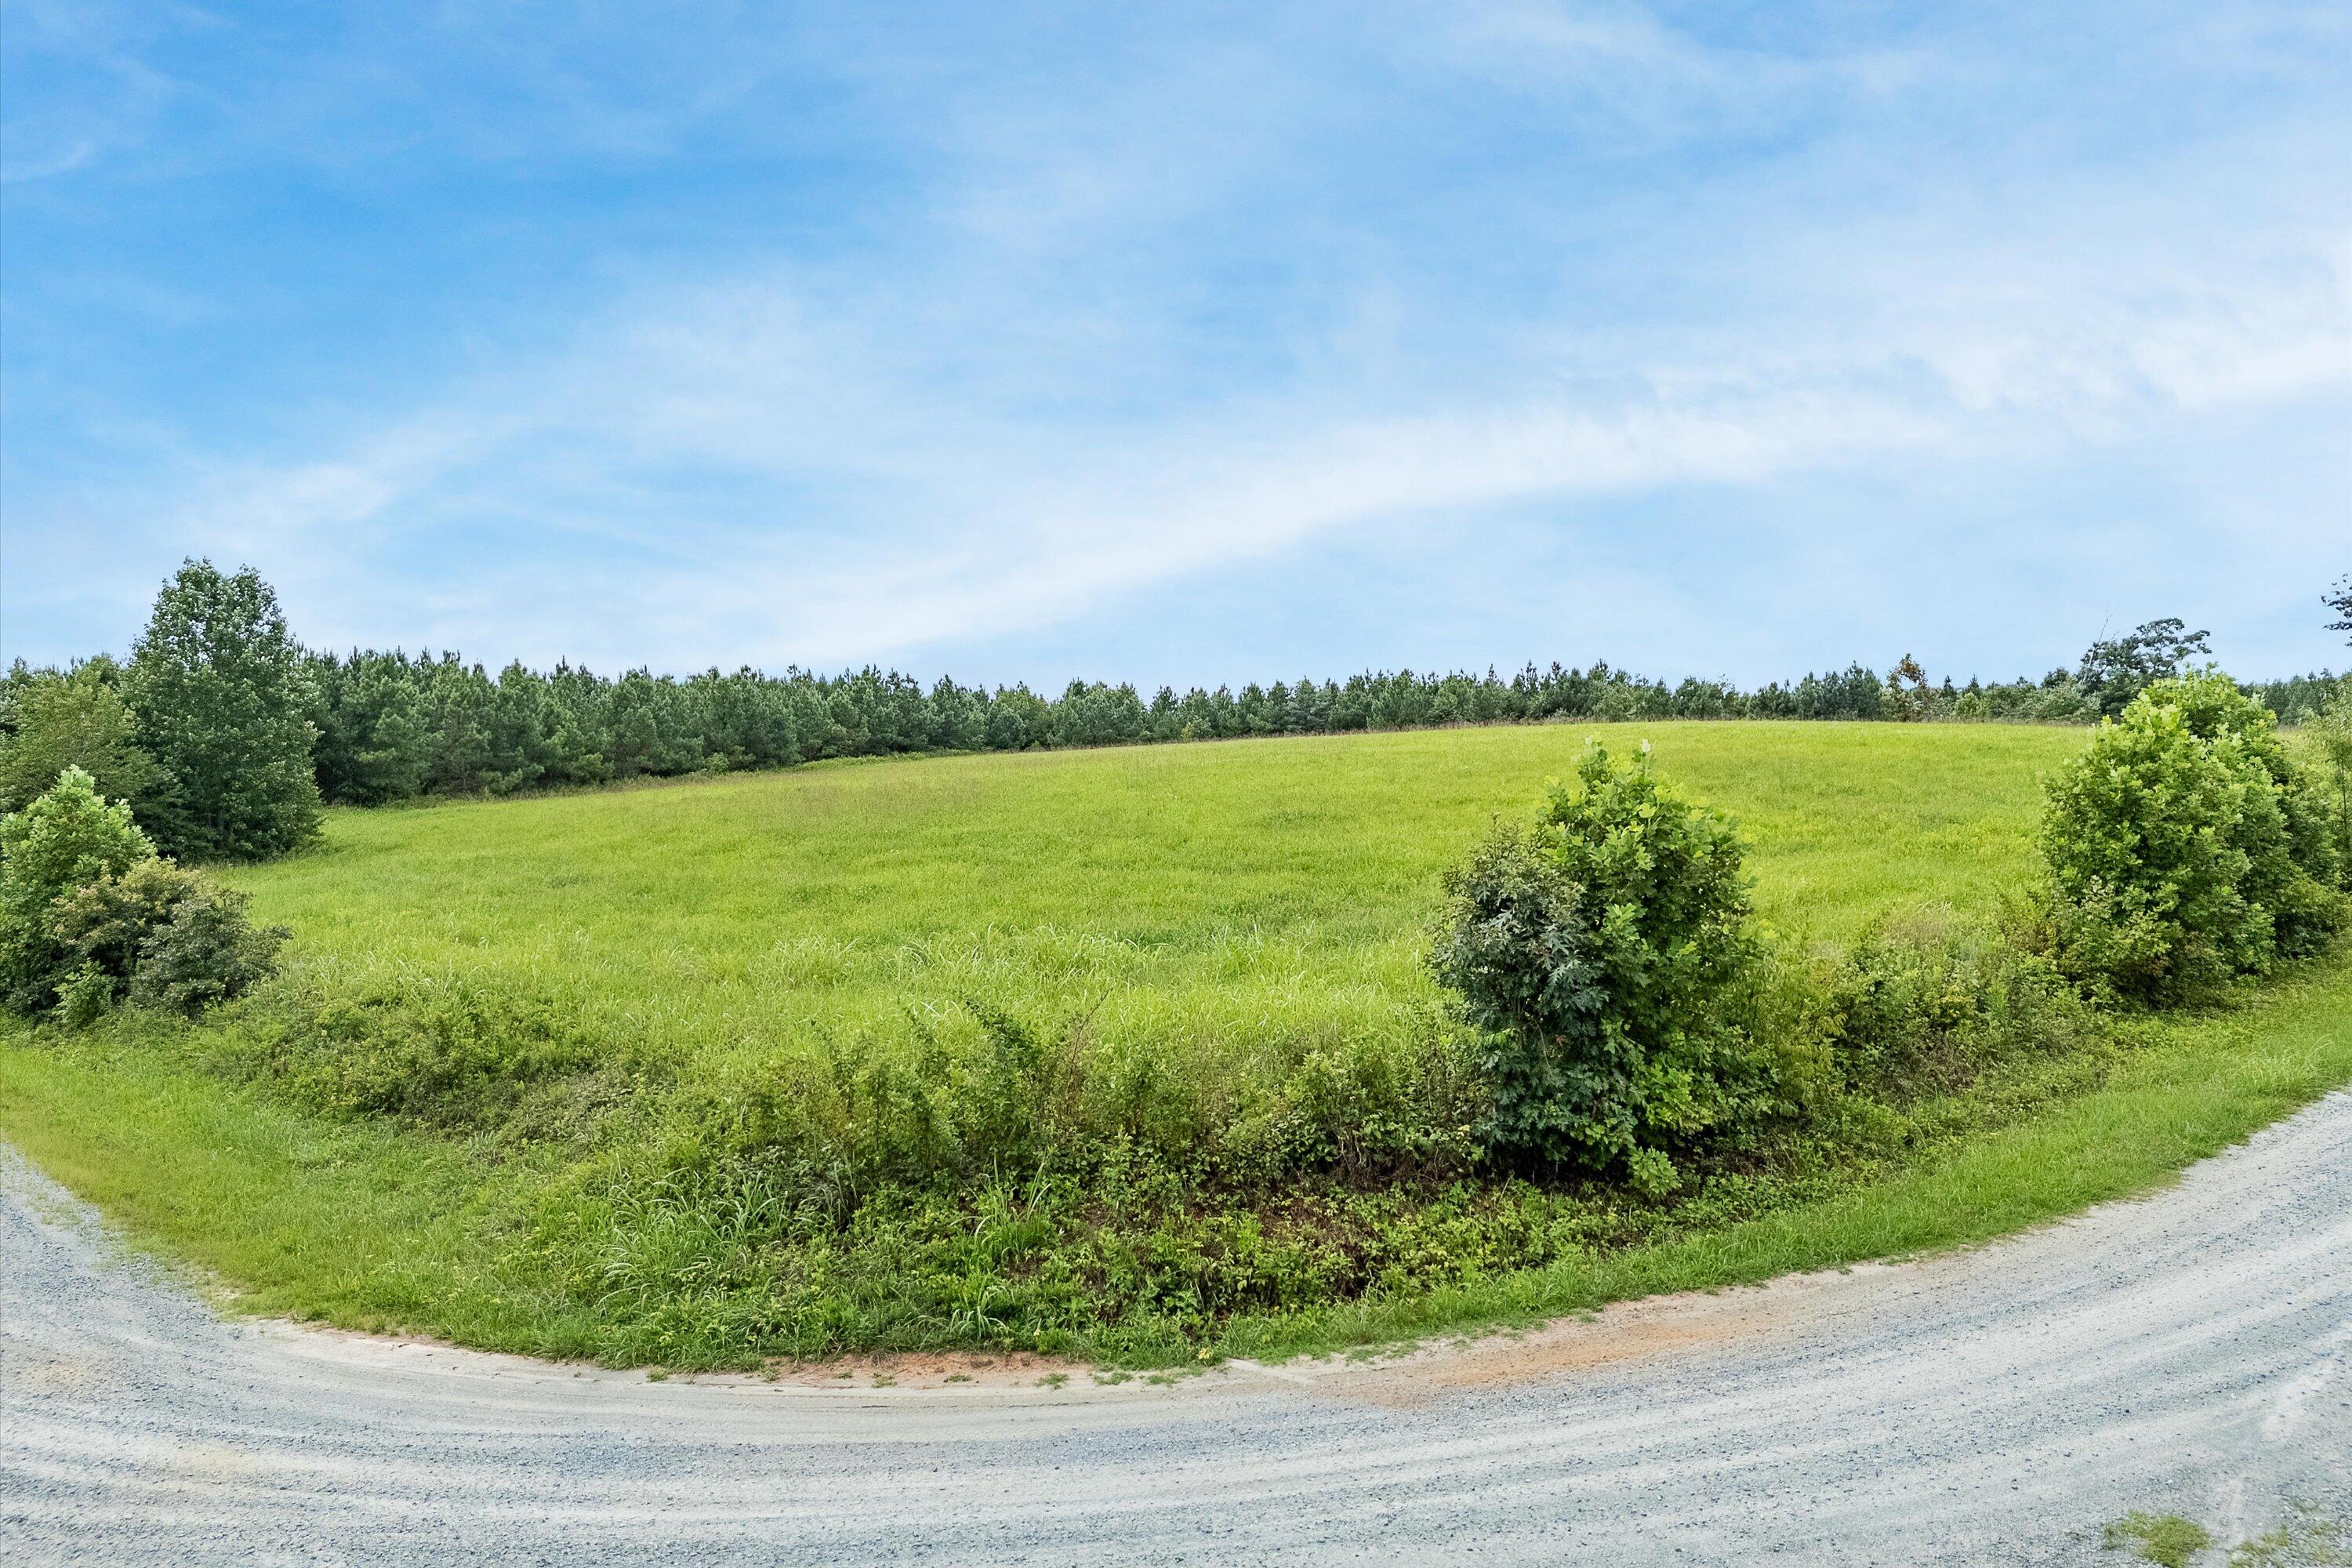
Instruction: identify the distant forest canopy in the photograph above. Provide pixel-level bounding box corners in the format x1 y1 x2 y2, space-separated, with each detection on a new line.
3 562 2346 822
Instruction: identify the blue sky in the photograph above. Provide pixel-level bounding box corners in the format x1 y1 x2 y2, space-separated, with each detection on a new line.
4 1 2347 688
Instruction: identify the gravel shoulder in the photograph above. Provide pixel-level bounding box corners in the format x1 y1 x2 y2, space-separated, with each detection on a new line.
5 1095 2350 1566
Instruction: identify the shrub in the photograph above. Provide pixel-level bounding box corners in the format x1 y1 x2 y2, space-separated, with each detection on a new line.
2161 668 2343 899
1429 742 1771 1192
49 858 205 982
123 878 285 1014
0 767 154 1013
2 768 285 1019
2035 673 2346 1004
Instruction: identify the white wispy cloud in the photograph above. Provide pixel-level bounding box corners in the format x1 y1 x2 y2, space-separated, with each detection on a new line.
120 224 2347 670
6 2 2347 677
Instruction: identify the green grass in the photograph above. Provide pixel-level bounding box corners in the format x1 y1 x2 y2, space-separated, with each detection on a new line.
6 719 2350 1369
4 930 2347 1368
218 720 2088 1086
2107 1514 2217 1568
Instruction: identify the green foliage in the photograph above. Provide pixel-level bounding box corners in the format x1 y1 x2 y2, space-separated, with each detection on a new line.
125 559 322 860
290 642 2180 815
49 857 283 1017
2076 617 2212 718
2227 1504 2347 1567
48 858 208 989
2105 1512 2215 1568
2164 669 2343 896
0 768 154 1013
0 662 155 815
1431 743 1770 1191
121 877 286 1015
1 766 285 1019
217 978 601 1132
7 721 2352 1367
1800 918 2093 1100
2302 677 2352 880
2328 574 2351 644
1883 655 1932 721
2036 672 2346 1004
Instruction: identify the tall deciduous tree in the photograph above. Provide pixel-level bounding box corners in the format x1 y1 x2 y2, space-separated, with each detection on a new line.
0 660 156 813
2328 575 2350 644
2075 618 2211 718
125 561 323 860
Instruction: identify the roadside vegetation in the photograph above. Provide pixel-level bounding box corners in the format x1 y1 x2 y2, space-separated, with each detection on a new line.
0 564 2348 1369
2105 1503 2347 1567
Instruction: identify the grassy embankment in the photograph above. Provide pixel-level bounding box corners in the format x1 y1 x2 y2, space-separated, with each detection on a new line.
3 720 2347 1368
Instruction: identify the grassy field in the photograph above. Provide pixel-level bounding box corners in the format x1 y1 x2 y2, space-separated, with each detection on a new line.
218 719 2088 1085
6 718 2349 1370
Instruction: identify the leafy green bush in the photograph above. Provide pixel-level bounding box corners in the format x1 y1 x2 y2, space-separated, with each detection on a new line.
2163 669 2343 897
2 768 284 1020
1806 918 2093 1100
121 877 286 1014
1429 742 1772 1193
0 767 154 1013
48 858 203 985
2035 671 2346 1004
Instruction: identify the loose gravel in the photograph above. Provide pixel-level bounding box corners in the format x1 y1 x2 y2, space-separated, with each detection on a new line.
5 1095 2348 1565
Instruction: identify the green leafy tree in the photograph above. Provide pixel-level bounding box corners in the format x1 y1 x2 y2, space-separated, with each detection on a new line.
1884 655 1932 721
2075 618 2211 717
125 561 323 859
1429 742 1769 1193
2329 574 2351 644
0 767 155 1013
0 662 155 813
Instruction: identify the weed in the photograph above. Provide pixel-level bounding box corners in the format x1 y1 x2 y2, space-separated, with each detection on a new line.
2107 1512 2214 1568
2229 1504 2348 1567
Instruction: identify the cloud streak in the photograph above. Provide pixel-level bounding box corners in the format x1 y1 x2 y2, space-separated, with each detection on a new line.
4 0 2347 679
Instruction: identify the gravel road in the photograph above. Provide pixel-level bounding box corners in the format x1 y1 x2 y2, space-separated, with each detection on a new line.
5 1096 2349 1566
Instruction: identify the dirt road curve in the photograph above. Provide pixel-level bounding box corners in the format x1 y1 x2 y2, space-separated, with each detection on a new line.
5 1097 2348 1566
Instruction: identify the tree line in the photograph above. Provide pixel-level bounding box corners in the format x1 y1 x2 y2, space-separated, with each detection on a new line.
2 560 2346 862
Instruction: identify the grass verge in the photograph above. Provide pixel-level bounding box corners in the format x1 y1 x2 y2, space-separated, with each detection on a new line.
5 949 2346 1370
1220 952 2352 1361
